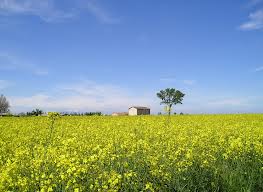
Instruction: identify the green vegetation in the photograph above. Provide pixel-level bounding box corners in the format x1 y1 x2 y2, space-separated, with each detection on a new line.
0 115 263 191
157 88 185 115
0 94 10 115
26 109 44 116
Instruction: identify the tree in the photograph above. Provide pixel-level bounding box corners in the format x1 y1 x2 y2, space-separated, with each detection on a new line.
27 109 44 116
0 94 10 115
157 88 185 115
32 109 43 116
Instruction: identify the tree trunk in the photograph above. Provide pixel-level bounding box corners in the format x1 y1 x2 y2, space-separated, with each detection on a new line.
168 105 172 116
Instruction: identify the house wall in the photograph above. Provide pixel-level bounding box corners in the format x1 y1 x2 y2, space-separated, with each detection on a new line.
137 109 150 115
128 108 138 116
137 109 144 115
145 109 150 115
129 108 150 116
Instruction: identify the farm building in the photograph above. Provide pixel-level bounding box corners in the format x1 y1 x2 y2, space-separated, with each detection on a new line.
112 112 128 116
128 106 150 116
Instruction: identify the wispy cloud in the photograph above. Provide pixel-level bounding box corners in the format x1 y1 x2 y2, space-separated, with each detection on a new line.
255 66 263 71
0 53 48 76
183 80 196 85
0 0 120 24
0 80 12 90
86 0 120 24
10 80 155 113
160 77 177 82
160 78 196 86
248 0 263 7
9 80 263 114
208 98 248 107
240 9 263 30
0 0 75 22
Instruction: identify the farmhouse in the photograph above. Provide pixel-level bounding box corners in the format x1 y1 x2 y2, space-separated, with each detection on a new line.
128 106 150 116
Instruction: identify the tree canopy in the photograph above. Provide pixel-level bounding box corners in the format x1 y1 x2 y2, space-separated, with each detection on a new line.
27 109 44 116
157 88 185 115
0 94 10 115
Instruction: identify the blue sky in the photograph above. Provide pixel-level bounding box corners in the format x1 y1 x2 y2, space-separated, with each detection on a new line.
0 0 263 114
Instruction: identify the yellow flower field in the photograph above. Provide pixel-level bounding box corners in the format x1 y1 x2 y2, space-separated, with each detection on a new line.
0 114 263 191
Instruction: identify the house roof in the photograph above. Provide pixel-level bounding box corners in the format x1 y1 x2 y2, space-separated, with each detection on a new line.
129 106 150 110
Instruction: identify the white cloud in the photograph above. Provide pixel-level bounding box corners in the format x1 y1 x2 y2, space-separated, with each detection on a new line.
8 79 263 114
183 80 195 85
208 98 248 106
0 80 12 90
0 53 48 76
0 0 120 24
10 81 156 113
255 66 263 71
160 77 177 82
86 0 120 24
160 78 196 87
0 0 74 22
240 9 263 30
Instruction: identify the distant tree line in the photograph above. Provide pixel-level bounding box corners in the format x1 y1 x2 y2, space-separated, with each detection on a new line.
1 94 104 117
13 111 102 117
61 112 102 116
158 112 185 115
26 109 44 116
15 111 103 117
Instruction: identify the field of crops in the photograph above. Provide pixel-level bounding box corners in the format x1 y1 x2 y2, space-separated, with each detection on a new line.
0 114 263 191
